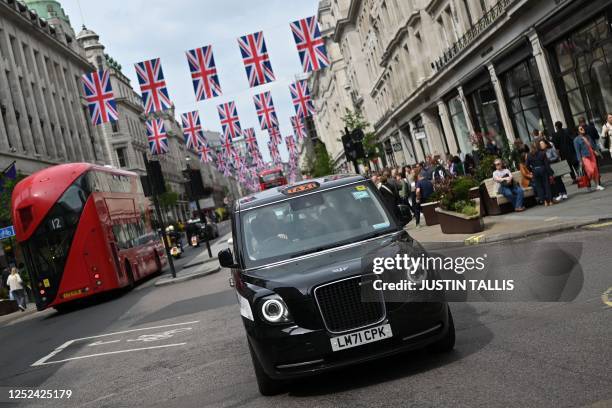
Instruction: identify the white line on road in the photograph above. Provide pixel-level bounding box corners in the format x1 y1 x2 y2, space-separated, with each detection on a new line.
31 320 198 367
88 340 121 347
32 343 187 366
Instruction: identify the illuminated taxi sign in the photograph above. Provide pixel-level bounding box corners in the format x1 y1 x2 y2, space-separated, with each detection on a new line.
283 182 320 195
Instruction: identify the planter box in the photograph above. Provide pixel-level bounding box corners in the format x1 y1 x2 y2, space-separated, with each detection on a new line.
421 201 439 226
0 299 18 316
435 199 484 234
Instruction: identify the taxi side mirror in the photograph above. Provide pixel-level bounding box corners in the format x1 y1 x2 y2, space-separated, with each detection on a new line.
218 248 237 268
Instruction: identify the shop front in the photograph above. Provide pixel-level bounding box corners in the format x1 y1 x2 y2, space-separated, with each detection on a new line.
541 0 612 131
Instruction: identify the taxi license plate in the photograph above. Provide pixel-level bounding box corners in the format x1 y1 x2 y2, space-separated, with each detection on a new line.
330 324 393 352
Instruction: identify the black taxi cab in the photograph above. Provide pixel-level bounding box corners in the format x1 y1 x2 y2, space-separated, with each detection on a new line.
218 175 454 395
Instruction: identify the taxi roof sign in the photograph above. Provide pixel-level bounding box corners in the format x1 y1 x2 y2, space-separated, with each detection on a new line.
283 181 320 195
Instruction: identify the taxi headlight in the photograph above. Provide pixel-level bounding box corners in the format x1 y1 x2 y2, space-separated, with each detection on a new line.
260 295 292 324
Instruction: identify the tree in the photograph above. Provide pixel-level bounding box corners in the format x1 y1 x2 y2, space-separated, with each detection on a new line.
0 174 26 228
309 142 334 177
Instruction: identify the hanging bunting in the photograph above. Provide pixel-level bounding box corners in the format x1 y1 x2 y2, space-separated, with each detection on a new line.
267 126 282 146
289 79 314 118
291 115 306 142
253 91 279 130
217 101 242 141
199 141 213 163
285 135 297 157
146 119 169 155
180 111 205 151
243 128 259 152
290 16 330 73
81 70 118 126
186 45 222 100
135 58 173 114
238 31 275 87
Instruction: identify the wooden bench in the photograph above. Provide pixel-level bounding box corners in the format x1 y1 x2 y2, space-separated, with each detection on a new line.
480 171 536 215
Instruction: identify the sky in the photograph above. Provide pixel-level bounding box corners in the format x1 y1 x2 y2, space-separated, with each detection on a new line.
60 0 320 160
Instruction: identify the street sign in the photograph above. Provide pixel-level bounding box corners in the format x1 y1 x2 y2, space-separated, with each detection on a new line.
392 142 403 152
0 225 15 240
414 131 427 140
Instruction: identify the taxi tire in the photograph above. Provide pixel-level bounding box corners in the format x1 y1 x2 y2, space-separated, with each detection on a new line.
248 341 284 396
428 307 455 353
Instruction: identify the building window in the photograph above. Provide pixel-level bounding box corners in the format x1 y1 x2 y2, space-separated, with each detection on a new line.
448 96 471 154
550 14 612 130
111 120 119 133
500 57 552 143
466 82 506 148
116 147 128 168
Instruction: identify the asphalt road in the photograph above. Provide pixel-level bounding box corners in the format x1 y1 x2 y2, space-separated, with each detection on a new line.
0 224 610 408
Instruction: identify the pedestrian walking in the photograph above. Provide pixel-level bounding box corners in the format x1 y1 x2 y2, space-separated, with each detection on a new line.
414 172 434 228
7 267 26 311
378 174 401 218
574 125 605 191
552 121 579 183
540 139 568 201
601 113 612 150
526 142 553 206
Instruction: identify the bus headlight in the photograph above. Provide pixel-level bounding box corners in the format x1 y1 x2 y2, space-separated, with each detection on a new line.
260 295 291 324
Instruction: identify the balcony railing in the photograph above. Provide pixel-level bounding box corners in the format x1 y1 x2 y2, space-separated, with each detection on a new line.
430 0 514 72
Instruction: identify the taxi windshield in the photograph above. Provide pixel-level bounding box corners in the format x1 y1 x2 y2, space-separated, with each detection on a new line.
240 183 395 268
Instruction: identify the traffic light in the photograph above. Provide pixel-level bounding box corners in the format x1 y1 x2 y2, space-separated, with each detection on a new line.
141 160 166 196
342 128 365 161
183 168 209 199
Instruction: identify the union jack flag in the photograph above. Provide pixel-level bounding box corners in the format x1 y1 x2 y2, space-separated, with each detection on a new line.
291 115 306 142
180 111 205 151
198 141 213 163
268 126 282 145
268 140 281 165
186 45 222 100
81 70 118 126
243 128 259 152
285 135 297 156
238 31 275 87
146 119 169 155
217 101 242 141
289 80 314 118
220 133 234 158
290 16 330 72
253 91 278 130
216 152 227 172
135 58 173 114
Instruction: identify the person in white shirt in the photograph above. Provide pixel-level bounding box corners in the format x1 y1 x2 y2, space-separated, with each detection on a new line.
6 267 26 311
601 113 612 150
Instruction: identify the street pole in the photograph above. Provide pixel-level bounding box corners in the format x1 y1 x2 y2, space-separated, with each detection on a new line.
143 153 176 278
186 161 213 258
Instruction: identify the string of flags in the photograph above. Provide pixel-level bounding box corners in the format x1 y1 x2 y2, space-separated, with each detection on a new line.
80 15 328 192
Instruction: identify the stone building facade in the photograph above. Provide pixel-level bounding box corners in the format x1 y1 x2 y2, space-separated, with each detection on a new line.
0 0 107 175
307 0 612 168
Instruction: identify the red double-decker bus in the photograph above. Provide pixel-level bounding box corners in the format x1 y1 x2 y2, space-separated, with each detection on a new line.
11 163 167 311
258 167 287 191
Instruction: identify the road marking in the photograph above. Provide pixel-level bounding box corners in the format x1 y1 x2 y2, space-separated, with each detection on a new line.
602 287 612 307
88 340 121 347
465 234 484 245
126 327 192 342
32 343 187 366
585 221 612 229
544 216 559 222
31 320 198 367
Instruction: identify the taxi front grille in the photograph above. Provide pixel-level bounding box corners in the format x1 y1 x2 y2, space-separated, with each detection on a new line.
314 276 385 334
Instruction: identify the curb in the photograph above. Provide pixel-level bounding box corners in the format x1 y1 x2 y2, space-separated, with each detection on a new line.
154 265 221 287
420 217 611 251
182 256 219 270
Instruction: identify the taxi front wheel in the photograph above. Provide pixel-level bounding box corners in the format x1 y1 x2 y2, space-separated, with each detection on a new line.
428 308 455 353
248 341 285 396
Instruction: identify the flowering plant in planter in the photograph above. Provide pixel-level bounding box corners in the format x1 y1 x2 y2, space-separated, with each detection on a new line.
437 176 479 217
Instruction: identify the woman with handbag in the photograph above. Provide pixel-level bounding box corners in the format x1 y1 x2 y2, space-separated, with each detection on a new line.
540 139 567 201
574 125 605 191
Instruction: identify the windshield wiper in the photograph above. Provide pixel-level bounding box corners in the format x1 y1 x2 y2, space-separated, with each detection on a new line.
289 242 345 258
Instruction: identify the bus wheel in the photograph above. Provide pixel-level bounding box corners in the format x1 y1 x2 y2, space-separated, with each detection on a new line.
125 261 135 290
